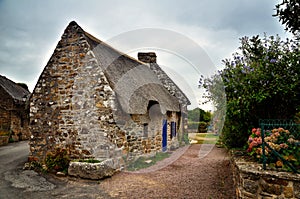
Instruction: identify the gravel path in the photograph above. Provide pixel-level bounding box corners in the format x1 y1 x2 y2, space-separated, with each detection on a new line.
1 142 235 198
100 144 236 198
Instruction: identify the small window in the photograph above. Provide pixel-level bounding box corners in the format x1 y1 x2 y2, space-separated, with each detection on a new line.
20 116 24 127
170 122 176 139
143 123 148 137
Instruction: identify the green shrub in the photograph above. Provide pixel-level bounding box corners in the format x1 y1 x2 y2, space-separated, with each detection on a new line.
182 133 190 145
188 121 208 133
198 121 208 133
45 147 70 174
202 35 300 148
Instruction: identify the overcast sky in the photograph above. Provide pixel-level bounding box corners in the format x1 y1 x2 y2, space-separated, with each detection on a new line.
0 0 290 110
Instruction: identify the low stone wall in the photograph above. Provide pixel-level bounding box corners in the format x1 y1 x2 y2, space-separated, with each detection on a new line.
0 136 9 146
231 154 300 198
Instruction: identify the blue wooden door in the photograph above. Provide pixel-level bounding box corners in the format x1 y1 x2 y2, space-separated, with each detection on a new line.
162 119 167 152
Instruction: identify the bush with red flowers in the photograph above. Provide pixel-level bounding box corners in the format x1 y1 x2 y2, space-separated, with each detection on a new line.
247 127 300 170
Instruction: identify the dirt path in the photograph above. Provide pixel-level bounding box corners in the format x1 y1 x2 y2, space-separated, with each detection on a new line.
100 144 236 199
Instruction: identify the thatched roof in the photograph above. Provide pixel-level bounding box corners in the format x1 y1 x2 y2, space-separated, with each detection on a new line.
75 22 180 114
0 75 30 102
150 62 191 106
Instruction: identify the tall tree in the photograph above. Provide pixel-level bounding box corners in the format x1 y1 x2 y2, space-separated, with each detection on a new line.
274 0 300 37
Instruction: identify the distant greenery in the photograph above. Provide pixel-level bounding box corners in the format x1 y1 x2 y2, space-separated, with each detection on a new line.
188 108 211 123
188 108 211 133
188 121 208 132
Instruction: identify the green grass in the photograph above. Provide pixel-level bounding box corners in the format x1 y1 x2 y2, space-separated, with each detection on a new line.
189 133 220 145
194 139 218 144
195 133 219 139
126 152 170 171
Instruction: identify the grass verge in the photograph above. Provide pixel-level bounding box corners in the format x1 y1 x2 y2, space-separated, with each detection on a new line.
126 152 170 171
189 133 219 145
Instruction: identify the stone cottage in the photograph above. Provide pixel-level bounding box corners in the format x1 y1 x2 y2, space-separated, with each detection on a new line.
28 21 190 169
0 75 30 145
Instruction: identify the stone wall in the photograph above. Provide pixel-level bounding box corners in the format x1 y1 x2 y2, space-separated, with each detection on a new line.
0 85 30 142
0 86 14 111
10 110 30 141
29 22 123 166
0 86 13 133
0 107 10 131
232 154 300 198
0 136 9 146
115 108 180 161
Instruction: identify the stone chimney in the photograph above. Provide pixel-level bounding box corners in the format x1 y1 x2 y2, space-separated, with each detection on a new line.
138 52 157 63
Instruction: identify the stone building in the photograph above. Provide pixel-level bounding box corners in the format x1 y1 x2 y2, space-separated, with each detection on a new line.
0 75 30 145
29 21 190 169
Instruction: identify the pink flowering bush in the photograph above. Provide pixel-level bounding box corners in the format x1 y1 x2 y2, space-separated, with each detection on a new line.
247 127 300 170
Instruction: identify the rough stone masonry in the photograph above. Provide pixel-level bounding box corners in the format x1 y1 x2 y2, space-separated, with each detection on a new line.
28 21 190 178
29 22 124 170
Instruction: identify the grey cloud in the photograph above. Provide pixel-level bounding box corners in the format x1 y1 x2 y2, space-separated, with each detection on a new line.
0 0 289 101
156 0 284 35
